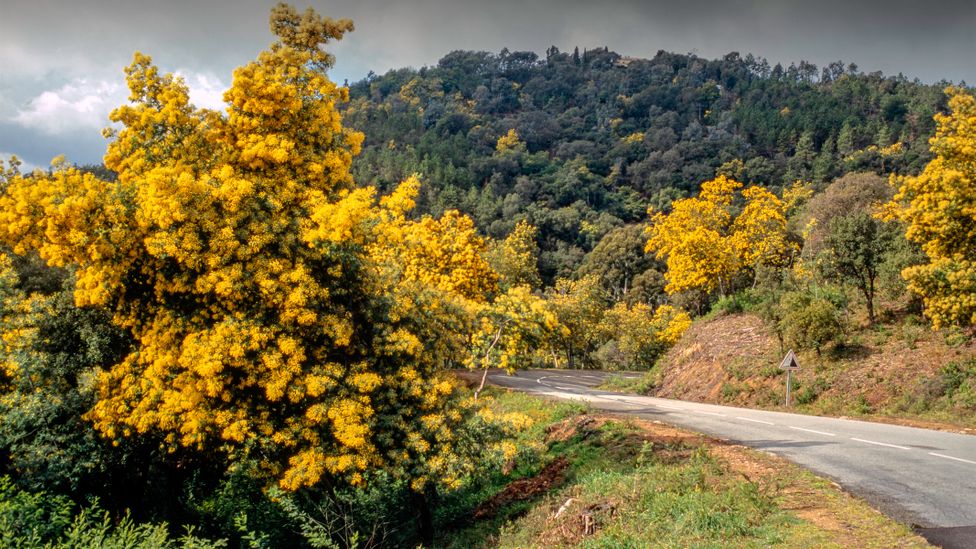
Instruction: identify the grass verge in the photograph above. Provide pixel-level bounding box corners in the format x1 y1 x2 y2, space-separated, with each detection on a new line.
436 388 929 548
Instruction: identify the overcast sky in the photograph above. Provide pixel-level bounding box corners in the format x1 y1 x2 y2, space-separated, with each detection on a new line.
2 0 974 168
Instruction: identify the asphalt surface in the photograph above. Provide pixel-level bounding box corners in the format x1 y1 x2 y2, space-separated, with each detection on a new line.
485 368 976 548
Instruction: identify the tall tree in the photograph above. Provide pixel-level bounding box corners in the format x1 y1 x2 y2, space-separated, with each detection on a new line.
820 213 892 324
487 220 542 290
578 224 660 303
645 176 794 298
883 88 976 328
785 130 816 183
0 3 497 504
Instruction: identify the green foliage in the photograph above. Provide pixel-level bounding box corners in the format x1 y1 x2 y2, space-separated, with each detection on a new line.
709 289 765 317
720 382 745 400
578 224 663 304
0 478 224 548
939 359 976 410
944 328 973 348
345 49 943 286
795 377 830 405
0 476 73 547
0 283 133 494
798 172 893 257
600 372 660 394
900 323 925 350
819 212 896 323
779 286 847 355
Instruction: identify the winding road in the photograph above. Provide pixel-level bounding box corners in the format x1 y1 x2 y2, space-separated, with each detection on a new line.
484 368 976 548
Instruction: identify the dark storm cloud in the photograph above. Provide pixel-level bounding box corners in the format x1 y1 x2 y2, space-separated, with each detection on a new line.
2 0 973 166
326 0 975 84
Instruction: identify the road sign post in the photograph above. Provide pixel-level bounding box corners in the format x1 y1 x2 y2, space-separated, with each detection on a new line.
786 369 793 406
779 350 800 406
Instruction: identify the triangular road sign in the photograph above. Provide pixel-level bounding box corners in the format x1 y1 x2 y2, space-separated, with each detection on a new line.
779 349 800 370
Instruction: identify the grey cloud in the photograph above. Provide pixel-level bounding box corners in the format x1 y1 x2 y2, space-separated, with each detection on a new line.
2 0 973 165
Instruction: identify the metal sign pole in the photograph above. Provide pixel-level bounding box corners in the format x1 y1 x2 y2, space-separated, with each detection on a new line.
779 350 799 408
786 369 792 407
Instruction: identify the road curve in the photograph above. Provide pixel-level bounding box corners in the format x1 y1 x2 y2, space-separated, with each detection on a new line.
484 369 976 547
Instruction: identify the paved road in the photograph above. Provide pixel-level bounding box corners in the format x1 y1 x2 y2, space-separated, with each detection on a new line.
485 369 976 548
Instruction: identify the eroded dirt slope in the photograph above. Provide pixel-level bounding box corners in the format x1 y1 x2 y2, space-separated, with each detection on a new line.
649 313 976 430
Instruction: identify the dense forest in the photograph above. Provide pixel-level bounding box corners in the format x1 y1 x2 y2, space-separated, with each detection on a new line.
341 46 949 283
0 3 973 547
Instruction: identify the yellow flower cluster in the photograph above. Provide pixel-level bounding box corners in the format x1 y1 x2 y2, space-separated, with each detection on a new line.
0 4 514 494
495 129 524 153
884 88 976 327
646 175 795 296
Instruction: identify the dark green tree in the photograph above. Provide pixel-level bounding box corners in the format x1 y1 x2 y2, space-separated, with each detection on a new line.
820 213 894 324
578 224 663 303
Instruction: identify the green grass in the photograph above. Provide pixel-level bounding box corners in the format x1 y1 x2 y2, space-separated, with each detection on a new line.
437 389 927 548
598 372 658 394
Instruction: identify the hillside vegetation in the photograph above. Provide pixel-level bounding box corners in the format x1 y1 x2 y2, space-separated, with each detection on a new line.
610 311 976 430
0 1 973 547
342 46 948 283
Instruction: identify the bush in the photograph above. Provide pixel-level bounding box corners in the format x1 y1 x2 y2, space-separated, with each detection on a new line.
0 476 73 547
900 323 925 350
779 288 846 355
795 378 830 405
940 359 976 410
0 478 224 548
709 290 763 317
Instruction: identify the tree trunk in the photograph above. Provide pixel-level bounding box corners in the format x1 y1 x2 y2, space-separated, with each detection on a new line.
411 487 435 547
474 323 507 400
475 366 491 401
865 276 876 324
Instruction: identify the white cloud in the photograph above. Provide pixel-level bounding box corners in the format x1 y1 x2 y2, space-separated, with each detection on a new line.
11 79 125 136
0 152 42 173
10 71 229 137
178 71 228 111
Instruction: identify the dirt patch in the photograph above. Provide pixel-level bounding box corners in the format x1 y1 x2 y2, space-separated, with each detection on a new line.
538 495 619 546
473 457 570 520
545 415 603 443
655 313 779 403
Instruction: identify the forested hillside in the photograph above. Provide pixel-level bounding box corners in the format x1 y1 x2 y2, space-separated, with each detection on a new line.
341 47 949 282
0 2 973 545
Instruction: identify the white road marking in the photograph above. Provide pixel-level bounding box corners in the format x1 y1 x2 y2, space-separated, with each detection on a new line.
789 426 836 437
736 416 775 425
655 404 681 410
697 410 727 417
850 438 910 450
928 452 976 465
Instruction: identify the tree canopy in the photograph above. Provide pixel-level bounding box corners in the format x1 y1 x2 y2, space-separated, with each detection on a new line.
884 88 976 328
0 3 502 494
